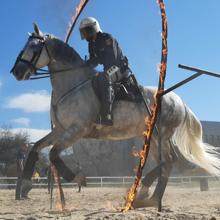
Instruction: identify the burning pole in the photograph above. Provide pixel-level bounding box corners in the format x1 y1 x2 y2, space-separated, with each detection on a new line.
64 0 89 43
122 0 168 211
63 0 168 212
49 0 90 211
51 165 66 211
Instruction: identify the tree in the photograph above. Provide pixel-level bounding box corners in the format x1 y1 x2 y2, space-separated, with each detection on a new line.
0 125 29 166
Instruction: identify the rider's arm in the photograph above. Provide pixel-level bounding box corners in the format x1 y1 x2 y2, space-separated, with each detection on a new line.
87 43 98 68
103 35 119 68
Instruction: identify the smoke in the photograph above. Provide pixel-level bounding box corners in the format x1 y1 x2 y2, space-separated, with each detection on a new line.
36 0 77 37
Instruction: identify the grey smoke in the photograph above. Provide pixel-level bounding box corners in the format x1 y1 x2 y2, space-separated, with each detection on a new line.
35 0 76 37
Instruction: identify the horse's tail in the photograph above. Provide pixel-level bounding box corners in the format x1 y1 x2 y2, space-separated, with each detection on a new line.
172 104 220 176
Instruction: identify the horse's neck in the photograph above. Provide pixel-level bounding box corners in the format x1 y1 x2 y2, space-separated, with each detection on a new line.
48 61 90 104
44 38 91 104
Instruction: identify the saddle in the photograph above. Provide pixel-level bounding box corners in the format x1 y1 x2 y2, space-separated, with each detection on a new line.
92 74 143 103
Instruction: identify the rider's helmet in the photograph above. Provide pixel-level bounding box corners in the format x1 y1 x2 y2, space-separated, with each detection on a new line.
79 17 102 41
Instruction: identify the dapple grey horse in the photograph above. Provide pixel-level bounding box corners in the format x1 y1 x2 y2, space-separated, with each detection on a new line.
11 24 220 208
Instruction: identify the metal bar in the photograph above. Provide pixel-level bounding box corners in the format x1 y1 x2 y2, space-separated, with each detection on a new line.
179 64 220 78
161 72 202 96
157 105 162 212
50 165 54 209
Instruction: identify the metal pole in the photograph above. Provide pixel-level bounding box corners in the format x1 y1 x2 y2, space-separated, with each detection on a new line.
178 64 220 78
50 121 54 209
161 72 202 96
157 100 162 212
49 165 54 209
65 0 89 43
161 64 220 97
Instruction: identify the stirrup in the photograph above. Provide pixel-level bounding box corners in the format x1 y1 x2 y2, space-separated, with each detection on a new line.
94 114 113 128
101 115 113 126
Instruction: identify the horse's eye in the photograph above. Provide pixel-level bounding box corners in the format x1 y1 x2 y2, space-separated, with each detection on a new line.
29 42 38 48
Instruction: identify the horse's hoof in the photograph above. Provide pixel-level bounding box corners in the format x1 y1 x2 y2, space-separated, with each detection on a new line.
135 185 151 201
133 196 158 208
133 186 158 208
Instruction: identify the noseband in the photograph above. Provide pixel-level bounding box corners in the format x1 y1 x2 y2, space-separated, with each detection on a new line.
10 35 48 77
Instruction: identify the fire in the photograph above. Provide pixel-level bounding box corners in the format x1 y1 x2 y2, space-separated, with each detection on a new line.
51 165 66 211
63 0 168 212
122 0 168 211
64 0 89 43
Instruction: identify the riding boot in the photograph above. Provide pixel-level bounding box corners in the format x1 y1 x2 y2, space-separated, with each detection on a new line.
102 84 114 125
95 73 114 126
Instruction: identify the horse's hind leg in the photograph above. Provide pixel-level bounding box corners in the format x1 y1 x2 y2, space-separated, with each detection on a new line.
134 161 172 208
134 138 174 208
135 162 165 201
149 161 172 206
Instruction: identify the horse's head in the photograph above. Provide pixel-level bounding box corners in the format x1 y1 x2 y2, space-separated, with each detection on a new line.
11 23 50 80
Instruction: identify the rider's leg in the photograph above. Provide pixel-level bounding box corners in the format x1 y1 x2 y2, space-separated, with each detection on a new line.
96 73 114 126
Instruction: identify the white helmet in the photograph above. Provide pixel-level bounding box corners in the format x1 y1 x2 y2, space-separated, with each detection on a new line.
79 17 102 40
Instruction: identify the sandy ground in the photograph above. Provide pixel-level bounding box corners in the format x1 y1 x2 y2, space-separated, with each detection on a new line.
0 186 220 220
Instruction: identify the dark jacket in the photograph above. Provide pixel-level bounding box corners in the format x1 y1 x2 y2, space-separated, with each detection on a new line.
88 32 127 71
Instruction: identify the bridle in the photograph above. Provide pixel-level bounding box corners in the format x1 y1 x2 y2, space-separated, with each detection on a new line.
10 35 51 80
11 34 76 80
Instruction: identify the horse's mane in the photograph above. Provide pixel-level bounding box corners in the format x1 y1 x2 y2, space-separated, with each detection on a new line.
46 35 84 66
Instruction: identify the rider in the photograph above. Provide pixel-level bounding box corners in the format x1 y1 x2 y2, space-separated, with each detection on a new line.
15 143 32 200
79 17 130 126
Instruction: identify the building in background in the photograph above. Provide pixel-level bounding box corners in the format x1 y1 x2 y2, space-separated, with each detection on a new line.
63 121 220 177
201 121 220 149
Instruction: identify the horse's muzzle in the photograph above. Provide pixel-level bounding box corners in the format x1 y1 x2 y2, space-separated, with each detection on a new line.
11 62 31 81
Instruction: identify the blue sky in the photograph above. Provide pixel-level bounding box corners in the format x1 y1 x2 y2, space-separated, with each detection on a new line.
0 0 220 141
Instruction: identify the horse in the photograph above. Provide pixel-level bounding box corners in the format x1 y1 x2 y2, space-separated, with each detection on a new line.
10 24 220 208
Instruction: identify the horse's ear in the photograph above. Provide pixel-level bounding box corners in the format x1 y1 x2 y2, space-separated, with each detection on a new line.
33 23 43 37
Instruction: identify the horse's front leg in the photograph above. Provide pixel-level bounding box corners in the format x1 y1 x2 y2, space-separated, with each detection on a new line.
22 131 57 180
49 144 76 181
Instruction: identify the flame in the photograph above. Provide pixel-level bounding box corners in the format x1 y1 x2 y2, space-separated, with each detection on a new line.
56 201 63 210
51 165 66 211
122 0 168 211
64 0 89 43
63 0 168 213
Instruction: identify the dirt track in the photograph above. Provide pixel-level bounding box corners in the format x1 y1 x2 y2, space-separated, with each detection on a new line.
0 186 220 220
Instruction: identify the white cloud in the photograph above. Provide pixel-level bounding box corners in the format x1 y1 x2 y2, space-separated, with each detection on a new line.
12 117 30 127
10 128 51 142
0 80 2 89
5 90 51 112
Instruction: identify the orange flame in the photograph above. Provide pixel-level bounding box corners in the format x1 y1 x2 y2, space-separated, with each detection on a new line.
122 0 168 211
51 165 66 211
64 0 89 43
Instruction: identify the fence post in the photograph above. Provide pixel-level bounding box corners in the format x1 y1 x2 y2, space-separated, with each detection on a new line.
200 177 209 191
101 177 103 187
